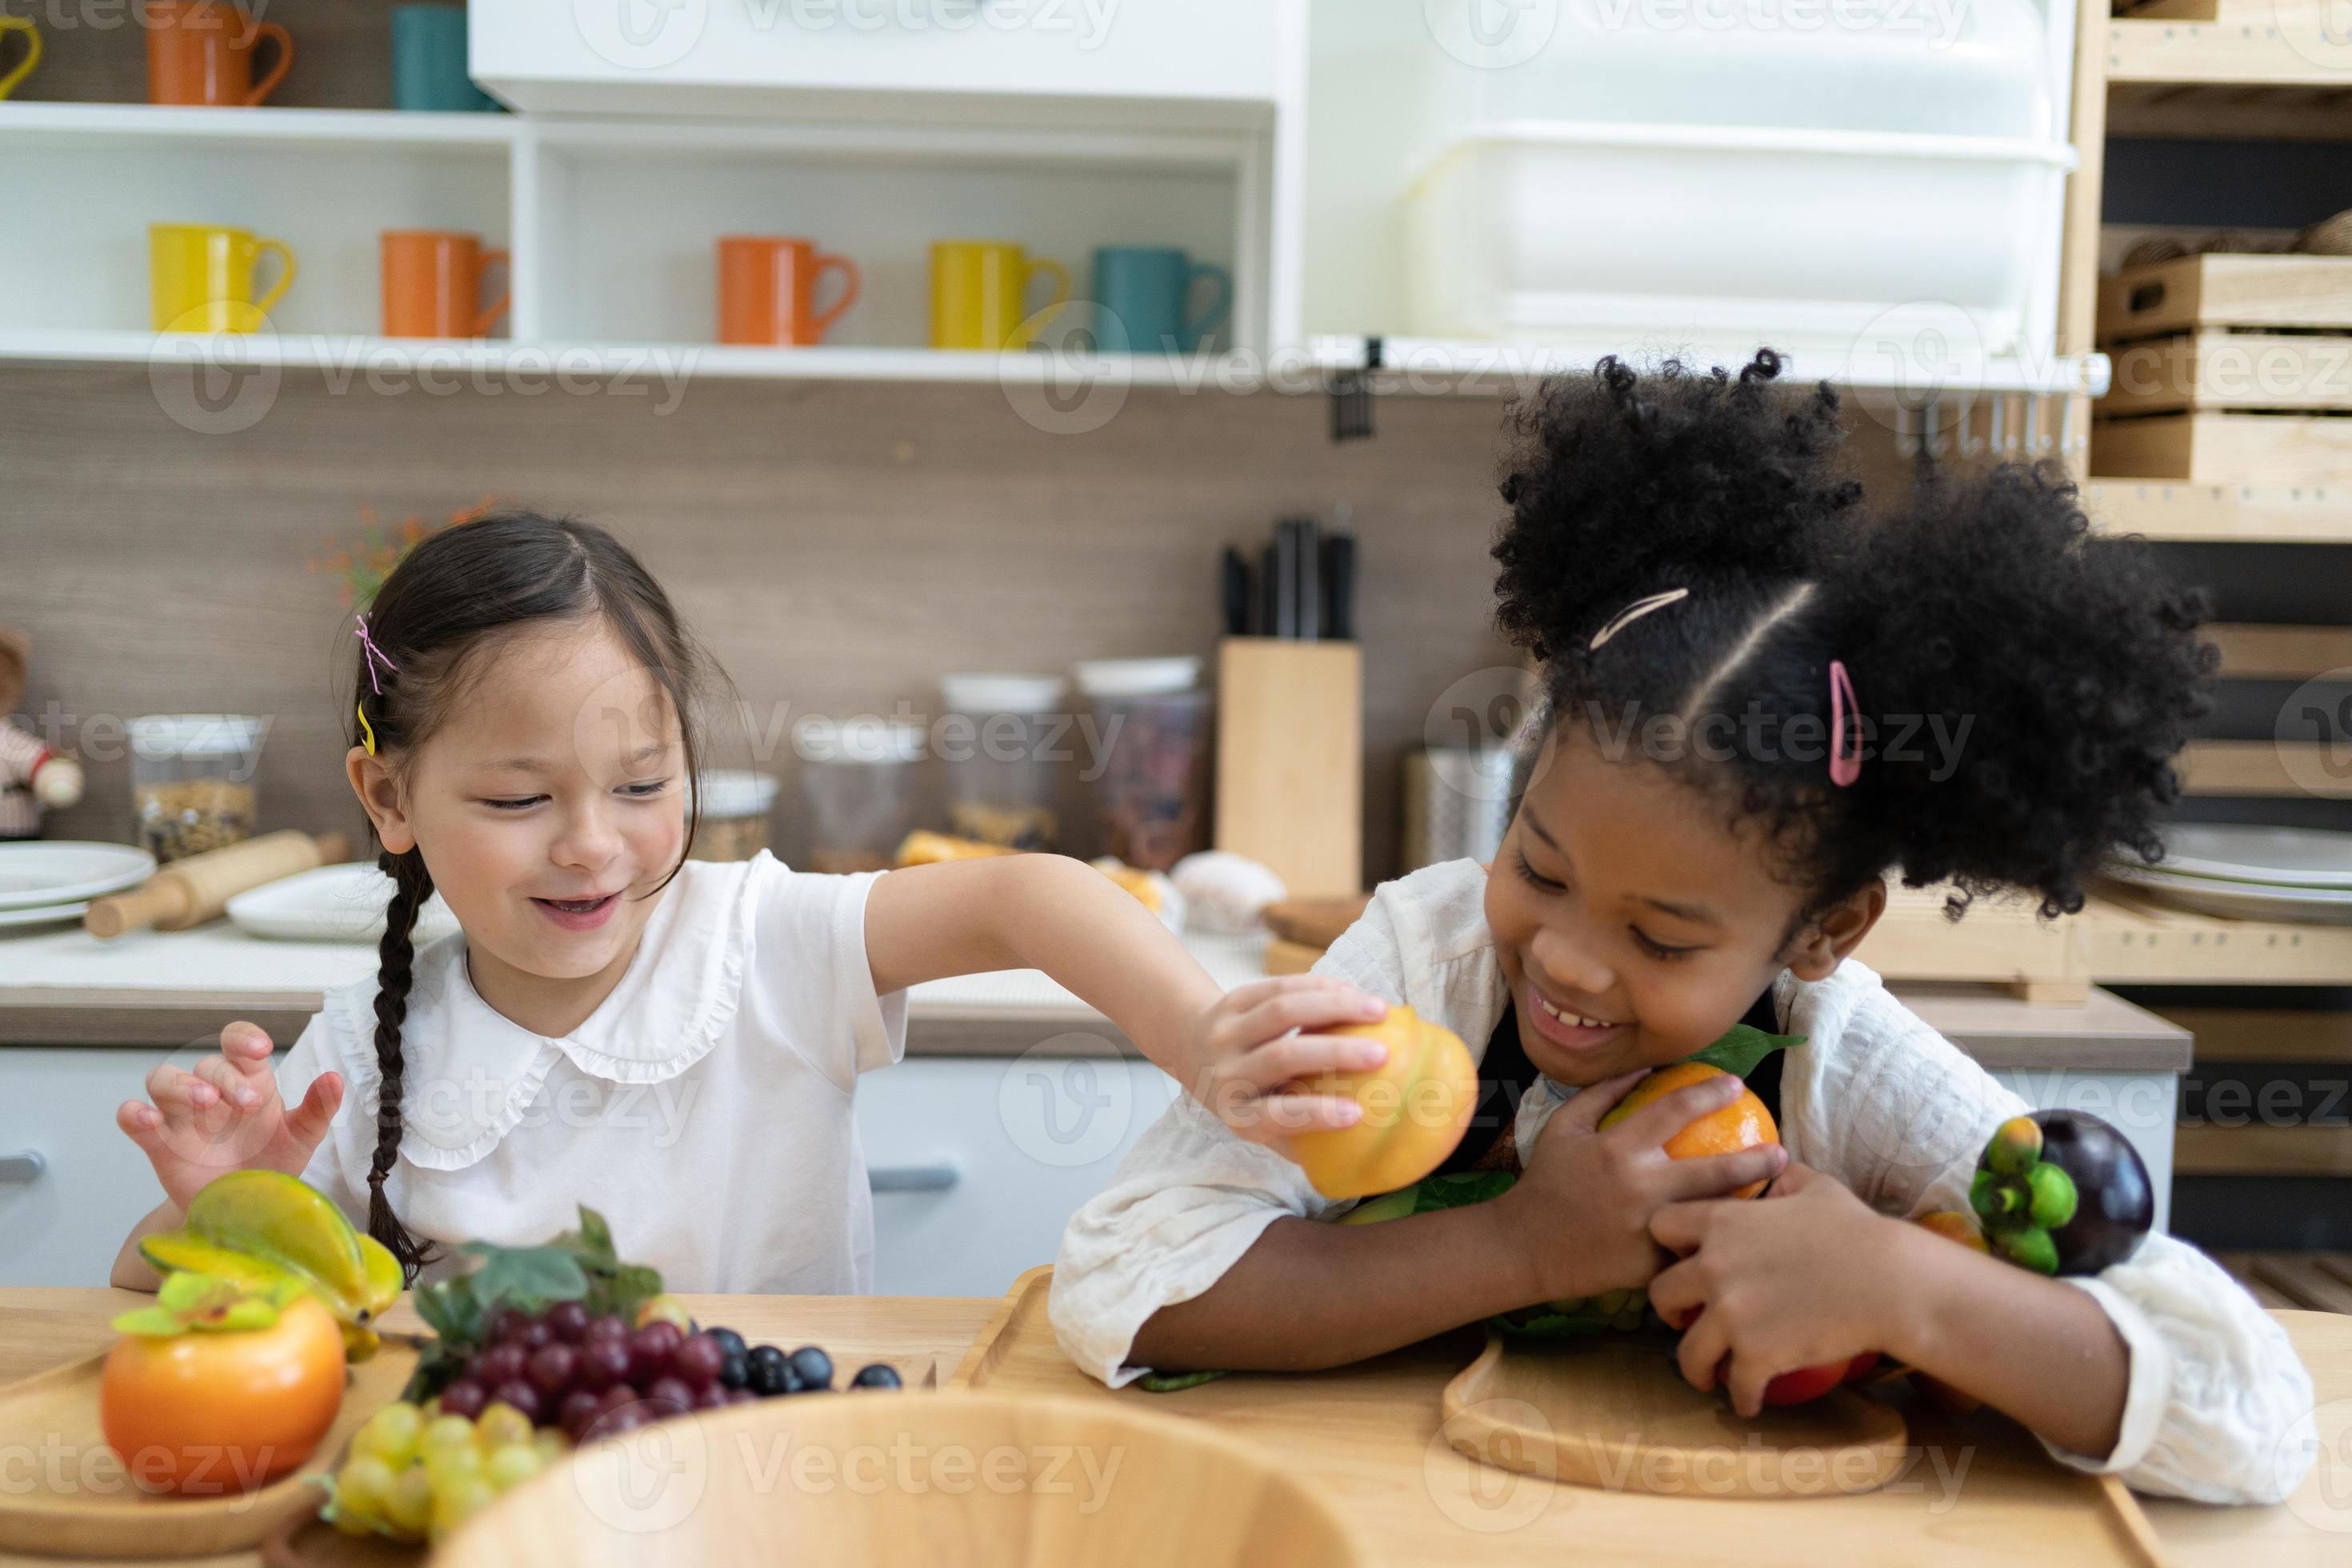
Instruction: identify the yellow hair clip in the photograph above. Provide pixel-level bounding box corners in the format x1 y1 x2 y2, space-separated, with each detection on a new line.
357 701 378 756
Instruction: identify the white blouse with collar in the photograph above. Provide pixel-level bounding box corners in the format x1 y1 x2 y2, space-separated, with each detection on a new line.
1050 858 2314 1505
276 851 907 1295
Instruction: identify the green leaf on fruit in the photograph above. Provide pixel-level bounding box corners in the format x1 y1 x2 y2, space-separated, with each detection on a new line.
459 1241 590 1311
113 1270 303 1337
1681 1024 1804 1082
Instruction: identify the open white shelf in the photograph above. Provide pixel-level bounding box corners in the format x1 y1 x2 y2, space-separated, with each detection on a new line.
0 328 1263 387
0 76 2107 402
0 101 1266 365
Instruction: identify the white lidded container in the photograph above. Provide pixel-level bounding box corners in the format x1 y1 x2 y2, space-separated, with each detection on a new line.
1405 0 2077 363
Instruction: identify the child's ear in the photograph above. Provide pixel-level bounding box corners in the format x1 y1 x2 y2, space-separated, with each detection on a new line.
1785 878 1887 982
346 746 417 855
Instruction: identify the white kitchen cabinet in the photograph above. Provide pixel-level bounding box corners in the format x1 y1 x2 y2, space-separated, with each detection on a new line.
854 1054 1177 1298
0 1043 1181 1298
0 1047 184 1288
472 0 1295 130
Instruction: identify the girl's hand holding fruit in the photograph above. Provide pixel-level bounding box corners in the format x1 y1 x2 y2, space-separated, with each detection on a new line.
1647 1162 1907 1416
1180 977 1400 1152
115 1021 344 1210
1495 1066 1789 1306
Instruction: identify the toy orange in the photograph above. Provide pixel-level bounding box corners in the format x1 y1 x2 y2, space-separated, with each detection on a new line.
101 1278 346 1492
1598 1061 1778 1198
1288 1005 1478 1199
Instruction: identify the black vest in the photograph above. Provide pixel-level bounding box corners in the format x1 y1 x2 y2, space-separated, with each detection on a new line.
1434 986 1784 1178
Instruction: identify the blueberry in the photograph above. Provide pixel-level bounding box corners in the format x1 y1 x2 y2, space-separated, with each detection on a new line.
747 1344 787 1370
746 1356 792 1397
850 1363 902 1390
707 1327 749 1361
787 1346 833 1391
717 1351 750 1390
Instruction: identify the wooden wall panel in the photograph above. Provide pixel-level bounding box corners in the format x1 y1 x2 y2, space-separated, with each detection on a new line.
0 366 1523 882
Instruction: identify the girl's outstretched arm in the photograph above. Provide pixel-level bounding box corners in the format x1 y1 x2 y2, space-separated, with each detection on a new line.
862 853 1378 1145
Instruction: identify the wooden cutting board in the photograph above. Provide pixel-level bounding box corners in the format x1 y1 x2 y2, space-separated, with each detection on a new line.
0 1335 418 1558
1440 1331 1909 1498
952 1266 2175 1566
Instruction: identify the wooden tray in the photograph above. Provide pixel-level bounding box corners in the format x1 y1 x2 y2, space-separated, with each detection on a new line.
0 1335 419 1559
1440 1331 1908 1498
2098 254 2352 342
954 1266 2175 1566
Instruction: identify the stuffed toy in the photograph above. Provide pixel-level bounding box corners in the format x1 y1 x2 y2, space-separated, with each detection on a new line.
0 630 84 840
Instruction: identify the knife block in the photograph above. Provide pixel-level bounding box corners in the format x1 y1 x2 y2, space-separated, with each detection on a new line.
1214 638 1362 898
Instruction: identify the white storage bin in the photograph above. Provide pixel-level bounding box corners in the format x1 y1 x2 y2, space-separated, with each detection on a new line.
472 0 1286 126
1406 0 2076 361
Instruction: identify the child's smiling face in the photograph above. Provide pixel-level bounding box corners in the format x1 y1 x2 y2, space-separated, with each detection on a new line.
1484 724 1884 1087
354 618 689 1009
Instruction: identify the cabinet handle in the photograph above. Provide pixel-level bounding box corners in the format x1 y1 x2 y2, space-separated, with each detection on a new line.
0 1151 44 1184
867 1162 958 1194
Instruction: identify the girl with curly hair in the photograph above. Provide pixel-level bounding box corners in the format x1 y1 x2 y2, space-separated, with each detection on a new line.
1052 352 2312 1503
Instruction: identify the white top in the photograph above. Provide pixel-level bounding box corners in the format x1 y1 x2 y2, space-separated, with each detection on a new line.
278 852 908 1295
1051 858 2315 1505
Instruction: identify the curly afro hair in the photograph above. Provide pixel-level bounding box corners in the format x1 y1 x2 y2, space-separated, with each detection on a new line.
1493 351 2217 927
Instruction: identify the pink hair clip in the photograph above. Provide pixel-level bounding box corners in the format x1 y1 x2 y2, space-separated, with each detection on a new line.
1828 659 1861 787
354 613 399 695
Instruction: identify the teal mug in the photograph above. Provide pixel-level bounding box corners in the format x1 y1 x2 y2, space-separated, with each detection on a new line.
1090 246 1231 355
391 4 497 112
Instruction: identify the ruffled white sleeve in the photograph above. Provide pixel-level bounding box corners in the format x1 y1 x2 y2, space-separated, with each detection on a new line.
1048 898 1408 1387
1790 966 2314 1502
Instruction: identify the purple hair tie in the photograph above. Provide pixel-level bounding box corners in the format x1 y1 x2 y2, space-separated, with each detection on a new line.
354 613 399 695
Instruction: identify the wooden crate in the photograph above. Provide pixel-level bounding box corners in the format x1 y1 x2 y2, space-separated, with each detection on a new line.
2098 254 2352 342
2081 479 2352 542
2103 333 2352 417
2092 410 2352 483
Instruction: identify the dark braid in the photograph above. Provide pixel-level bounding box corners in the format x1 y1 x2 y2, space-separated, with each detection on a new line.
366 845 439 1282
344 511 713 1286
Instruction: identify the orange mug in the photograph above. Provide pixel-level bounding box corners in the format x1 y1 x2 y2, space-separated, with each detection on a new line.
381 230 509 339
146 1 292 107
716 237 860 346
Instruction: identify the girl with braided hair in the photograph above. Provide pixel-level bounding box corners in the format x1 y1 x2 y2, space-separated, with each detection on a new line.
109 512 1391 1295
1053 352 2312 1504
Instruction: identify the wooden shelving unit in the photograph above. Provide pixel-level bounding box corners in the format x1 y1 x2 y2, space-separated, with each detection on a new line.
2064 0 2352 1249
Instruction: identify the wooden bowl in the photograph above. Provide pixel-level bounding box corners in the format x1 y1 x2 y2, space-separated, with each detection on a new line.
433 1390 1366 1568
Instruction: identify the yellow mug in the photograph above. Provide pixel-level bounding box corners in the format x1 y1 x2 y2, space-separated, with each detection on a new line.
150 222 297 334
930 240 1072 351
0 17 41 100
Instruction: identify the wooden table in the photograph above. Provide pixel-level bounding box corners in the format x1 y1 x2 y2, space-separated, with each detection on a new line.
2 1290 2345 1567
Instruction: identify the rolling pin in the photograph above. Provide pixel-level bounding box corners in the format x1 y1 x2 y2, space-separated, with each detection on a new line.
86 830 354 939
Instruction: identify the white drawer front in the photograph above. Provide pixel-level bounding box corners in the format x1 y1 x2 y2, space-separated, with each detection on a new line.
854 1054 1176 1298
477 0 1282 109
0 1047 181 1287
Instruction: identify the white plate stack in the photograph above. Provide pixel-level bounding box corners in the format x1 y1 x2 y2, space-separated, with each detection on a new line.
2106 825 2352 925
0 842 158 930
